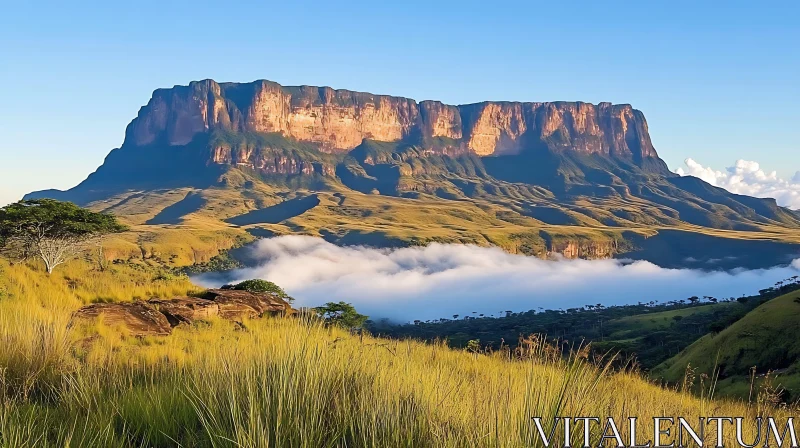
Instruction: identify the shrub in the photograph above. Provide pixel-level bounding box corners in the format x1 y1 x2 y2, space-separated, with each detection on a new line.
229 279 293 303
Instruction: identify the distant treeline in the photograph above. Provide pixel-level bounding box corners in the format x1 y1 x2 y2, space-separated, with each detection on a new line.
370 276 800 370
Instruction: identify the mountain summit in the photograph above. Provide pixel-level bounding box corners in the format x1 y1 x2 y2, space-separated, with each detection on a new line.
28 79 800 268
128 79 661 162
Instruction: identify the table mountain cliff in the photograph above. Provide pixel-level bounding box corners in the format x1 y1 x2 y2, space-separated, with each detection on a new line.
127 79 660 163
27 79 800 268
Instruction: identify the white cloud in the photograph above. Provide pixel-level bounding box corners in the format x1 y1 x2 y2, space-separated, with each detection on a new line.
194 236 800 322
675 159 800 210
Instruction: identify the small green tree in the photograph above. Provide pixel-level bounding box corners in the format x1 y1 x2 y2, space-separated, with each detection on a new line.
314 301 368 329
228 279 294 303
0 199 126 274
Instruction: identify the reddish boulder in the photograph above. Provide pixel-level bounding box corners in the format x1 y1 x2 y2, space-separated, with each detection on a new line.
72 289 295 338
148 297 220 326
72 302 172 337
202 289 294 320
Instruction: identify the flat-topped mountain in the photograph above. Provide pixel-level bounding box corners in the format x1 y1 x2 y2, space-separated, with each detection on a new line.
28 79 800 269
130 79 659 162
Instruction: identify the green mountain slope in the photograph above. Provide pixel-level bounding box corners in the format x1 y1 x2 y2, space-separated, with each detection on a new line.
652 288 800 399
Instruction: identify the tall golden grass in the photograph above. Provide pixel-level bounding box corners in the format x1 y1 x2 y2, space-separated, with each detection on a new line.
0 259 794 447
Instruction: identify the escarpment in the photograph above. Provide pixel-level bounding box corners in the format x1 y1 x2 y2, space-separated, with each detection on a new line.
126 79 660 164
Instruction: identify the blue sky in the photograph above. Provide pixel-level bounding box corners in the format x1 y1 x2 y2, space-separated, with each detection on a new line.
1 0 798 206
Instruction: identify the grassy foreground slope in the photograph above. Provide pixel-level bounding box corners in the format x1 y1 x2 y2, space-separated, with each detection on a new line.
653 289 800 400
0 260 793 447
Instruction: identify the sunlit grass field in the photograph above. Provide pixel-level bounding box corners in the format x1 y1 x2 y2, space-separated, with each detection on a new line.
0 259 794 447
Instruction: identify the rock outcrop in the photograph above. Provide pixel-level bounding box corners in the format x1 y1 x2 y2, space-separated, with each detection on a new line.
148 297 221 326
72 290 295 337
72 302 173 337
202 289 295 320
125 79 659 162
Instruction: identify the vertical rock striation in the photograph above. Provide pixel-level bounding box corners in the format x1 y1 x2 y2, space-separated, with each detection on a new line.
125 79 660 163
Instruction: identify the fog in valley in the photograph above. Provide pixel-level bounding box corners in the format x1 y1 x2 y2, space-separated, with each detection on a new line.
195 236 800 322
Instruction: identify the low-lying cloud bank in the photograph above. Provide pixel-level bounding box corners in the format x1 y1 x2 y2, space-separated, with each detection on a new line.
676 158 800 209
194 236 800 322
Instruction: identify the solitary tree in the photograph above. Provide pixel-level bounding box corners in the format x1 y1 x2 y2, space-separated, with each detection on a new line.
314 301 368 329
0 199 126 274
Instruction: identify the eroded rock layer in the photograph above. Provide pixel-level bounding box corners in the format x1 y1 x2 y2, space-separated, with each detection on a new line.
126 79 658 161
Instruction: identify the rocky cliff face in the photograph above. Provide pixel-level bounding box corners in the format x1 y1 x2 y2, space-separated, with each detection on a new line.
210 145 335 177
125 79 660 162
